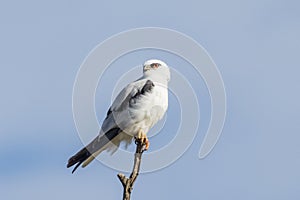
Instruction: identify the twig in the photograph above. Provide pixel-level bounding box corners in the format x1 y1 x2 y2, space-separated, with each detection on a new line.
117 139 145 200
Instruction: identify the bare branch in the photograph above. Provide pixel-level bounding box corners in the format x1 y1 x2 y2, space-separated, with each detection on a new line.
117 139 145 200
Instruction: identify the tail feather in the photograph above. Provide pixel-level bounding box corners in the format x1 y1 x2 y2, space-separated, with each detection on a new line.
82 149 102 168
67 147 91 173
67 127 121 173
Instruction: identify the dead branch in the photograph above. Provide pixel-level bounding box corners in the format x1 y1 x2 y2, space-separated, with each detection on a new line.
117 139 145 200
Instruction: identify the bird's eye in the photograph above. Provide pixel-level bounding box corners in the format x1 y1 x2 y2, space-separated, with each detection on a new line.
150 63 161 68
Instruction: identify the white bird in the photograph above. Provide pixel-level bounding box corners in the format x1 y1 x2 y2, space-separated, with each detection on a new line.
67 59 170 173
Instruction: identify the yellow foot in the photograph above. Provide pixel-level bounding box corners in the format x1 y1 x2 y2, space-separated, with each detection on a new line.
136 129 150 150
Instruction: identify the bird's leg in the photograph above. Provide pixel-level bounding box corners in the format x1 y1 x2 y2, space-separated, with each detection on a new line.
136 129 150 151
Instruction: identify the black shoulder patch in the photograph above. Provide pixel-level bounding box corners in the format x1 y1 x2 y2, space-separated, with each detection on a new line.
130 80 155 104
141 80 155 94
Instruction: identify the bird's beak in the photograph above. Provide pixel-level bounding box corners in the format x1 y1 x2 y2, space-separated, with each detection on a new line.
144 65 151 71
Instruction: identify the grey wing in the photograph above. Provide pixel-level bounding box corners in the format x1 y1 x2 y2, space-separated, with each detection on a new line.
100 79 154 133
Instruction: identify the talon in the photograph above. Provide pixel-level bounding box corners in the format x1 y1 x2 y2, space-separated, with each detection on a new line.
145 140 150 151
137 129 150 150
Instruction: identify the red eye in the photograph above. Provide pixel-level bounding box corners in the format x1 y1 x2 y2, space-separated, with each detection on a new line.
151 63 160 68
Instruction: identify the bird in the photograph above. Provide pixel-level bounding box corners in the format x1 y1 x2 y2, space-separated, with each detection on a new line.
67 59 170 173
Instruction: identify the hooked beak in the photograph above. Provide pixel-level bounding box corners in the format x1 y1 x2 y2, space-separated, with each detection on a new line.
143 65 151 71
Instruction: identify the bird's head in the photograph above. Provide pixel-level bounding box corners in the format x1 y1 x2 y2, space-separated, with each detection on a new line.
143 59 170 82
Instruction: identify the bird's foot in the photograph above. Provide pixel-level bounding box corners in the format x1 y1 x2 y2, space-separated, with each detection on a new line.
136 129 150 151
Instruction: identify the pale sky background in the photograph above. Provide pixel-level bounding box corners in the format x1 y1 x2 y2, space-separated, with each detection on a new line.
1 0 300 199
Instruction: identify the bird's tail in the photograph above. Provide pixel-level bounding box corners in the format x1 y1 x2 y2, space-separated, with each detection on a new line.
67 127 121 173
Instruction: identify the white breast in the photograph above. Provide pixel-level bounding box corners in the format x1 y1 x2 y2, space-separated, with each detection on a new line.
121 82 168 136
141 82 168 131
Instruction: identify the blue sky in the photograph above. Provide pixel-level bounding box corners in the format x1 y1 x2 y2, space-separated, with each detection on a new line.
1 0 300 199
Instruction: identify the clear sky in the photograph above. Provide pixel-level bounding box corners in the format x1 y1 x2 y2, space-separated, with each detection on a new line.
1 0 300 199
